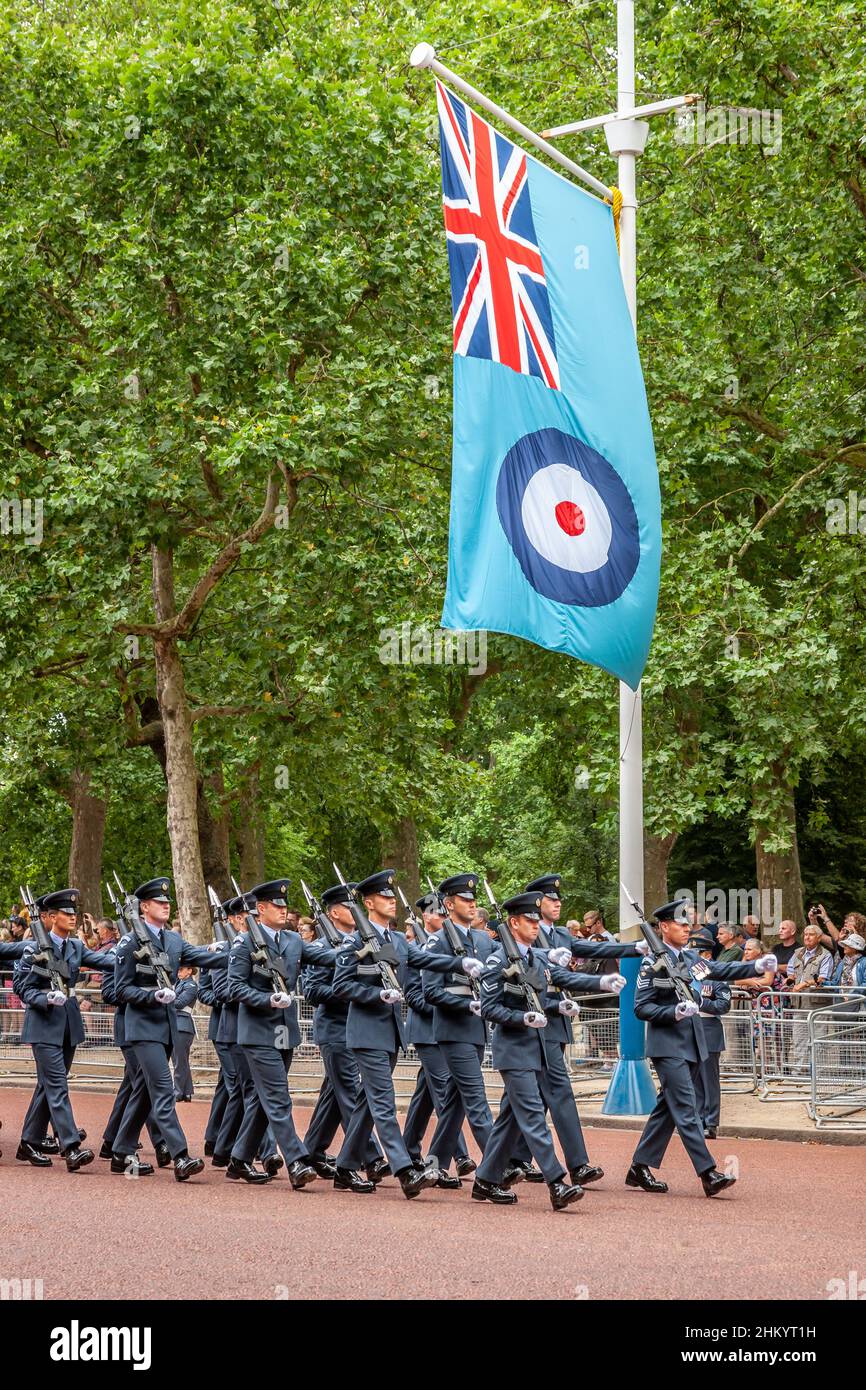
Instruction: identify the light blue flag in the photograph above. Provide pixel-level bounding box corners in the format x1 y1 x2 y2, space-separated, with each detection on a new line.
436 82 660 689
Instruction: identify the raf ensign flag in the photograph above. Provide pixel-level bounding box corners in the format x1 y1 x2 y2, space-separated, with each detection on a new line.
436 82 661 689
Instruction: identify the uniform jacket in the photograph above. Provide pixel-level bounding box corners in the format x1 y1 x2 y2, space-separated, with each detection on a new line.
478 946 552 1072
695 976 731 1053
301 957 351 1049
174 977 199 1036
634 947 757 1063
536 946 605 1045
14 935 114 1046
421 923 493 1046
332 929 456 1052
114 927 225 1047
227 929 335 1049
0 941 26 963
197 967 222 1042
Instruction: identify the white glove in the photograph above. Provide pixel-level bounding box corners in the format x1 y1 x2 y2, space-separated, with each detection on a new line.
469 999 482 1016
523 1011 547 1028
600 973 627 994
154 988 176 1005
46 990 66 1006
269 992 293 1009
461 956 484 976
635 940 652 956
380 988 403 1005
207 941 228 952
558 998 580 1017
675 1000 699 1020
756 954 778 973
548 946 572 967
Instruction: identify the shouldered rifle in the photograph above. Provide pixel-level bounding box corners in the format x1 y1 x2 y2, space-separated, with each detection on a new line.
20 885 71 996
206 886 236 946
427 875 478 997
105 879 130 937
619 883 698 1008
300 880 343 949
113 872 174 993
397 885 428 948
332 863 402 994
229 876 291 995
482 879 544 1014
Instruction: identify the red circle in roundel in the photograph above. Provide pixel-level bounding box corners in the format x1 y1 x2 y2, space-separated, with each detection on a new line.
555 500 586 537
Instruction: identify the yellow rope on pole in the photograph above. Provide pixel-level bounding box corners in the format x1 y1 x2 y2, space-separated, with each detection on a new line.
607 186 623 253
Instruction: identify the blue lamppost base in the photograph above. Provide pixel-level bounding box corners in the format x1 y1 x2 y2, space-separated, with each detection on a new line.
601 954 656 1115
602 1056 656 1115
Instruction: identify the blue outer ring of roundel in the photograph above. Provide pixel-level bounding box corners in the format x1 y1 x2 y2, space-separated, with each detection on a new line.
495 427 640 608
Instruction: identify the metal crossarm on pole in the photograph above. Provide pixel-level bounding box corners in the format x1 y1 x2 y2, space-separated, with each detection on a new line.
409 43 612 201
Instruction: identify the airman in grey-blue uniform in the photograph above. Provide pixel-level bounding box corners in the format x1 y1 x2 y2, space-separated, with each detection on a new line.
110 876 228 1181
473 891 583 1211
628 900 774 1197
689 927 731 1139
332 869 483 1199
13 888 109 1172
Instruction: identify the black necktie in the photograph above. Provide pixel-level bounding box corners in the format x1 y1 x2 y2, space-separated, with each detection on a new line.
382 929 392 945
157 929 164 951
526 948 533 967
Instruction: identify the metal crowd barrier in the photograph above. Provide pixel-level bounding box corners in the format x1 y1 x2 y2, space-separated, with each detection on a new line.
751 988 858 1102
809 1000 866 1129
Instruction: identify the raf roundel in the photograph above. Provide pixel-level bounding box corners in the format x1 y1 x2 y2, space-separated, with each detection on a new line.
496 427 640 607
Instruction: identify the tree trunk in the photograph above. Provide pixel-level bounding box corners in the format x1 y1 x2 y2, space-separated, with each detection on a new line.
644 830 678 920
753 769 805 932
234 762 265 887
67 769 107 918
383 815 420 905
198 765 231 900
152 546 210 943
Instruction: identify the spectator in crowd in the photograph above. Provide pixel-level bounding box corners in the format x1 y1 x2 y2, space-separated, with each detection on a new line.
828 932 866 1004
7 911 28 942
471 905 491 933
811 905 864 957
581 909 613 941
773 920 799 974
716 922 742 962
736 937 776 992
95 918 120 949
788 923 835 1070
284 908 301 933
566 918 582 939
742 915 761 940
298 916 317 944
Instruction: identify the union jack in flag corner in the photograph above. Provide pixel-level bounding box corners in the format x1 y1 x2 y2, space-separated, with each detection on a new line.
435 82 661 690
437 81 560 389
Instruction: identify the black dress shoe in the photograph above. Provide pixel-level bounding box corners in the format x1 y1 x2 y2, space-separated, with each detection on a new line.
398 1165 439 1199
311 1155 337 1179
16 1141 52 1167
38 1135 60 1155
703 1126 718 1139
549 1179 583 1210
262 1154 284 1178
226 1158 270 1184
287 1159 318 1190
701 1168 736 1198
625 1163 668 1193
211 1151 230 1168
437 1172 462 1190
98 1140 114 1160
521 1162 545 1183
471 1178 517 1205
65 1146 95 1172
174 1155 204 1182
110 1155 154 1176
455 1156 477 1177
334 1167 375 1193
154 1144 172 1169
365 1158 391 1184
204 1140 215 1157
570 1164 604 1186
500 1164 525 1189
